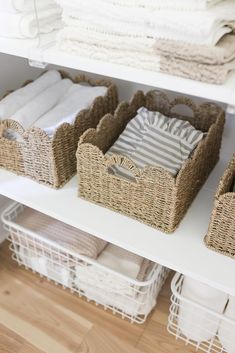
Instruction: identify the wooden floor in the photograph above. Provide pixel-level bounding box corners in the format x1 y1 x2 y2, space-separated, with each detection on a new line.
0 241 195 353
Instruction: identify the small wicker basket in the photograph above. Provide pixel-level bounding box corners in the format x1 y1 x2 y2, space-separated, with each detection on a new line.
0 71 118 188
204 154 235 259
76 90 225 233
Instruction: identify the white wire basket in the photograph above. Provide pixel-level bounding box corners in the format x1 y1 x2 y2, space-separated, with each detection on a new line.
168 272 235 353
2 202 170 324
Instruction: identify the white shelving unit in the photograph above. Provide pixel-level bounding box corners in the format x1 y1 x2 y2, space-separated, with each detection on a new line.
0 40 235 295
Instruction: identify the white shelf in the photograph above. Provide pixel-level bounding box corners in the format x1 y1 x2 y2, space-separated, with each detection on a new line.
0 39 235 107
0 115 235 295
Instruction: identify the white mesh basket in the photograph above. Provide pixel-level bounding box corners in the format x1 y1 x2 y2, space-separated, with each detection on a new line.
168 272 235 353
2 202 170 324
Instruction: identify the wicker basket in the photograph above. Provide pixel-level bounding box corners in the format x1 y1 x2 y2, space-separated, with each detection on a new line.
204 154 235 259
0 71 118 188
2 202 170 324
76 90 225 233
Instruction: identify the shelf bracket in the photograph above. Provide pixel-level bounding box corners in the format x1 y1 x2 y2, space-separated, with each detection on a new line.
28 47 48 69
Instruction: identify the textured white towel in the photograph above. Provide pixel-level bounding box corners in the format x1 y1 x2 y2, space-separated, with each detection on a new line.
11 79 72 129
0 70 61 119
0 0 59 13
59 0 235 45
99 0 222 11
107 107 204 178
35 84 107 136
0 6 62 39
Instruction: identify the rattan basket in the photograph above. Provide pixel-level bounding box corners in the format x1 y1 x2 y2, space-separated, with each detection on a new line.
76 90 225 233
0 71 118 188
204 154 235 259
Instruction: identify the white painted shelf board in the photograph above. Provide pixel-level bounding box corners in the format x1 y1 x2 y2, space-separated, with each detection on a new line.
0 169 235 296
0 38 235 106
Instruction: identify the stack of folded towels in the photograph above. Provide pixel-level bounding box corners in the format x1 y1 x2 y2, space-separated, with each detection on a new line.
106 107 204 178
0 0 62 45
57 0 235 84
15 206 155 315
0 70 107 138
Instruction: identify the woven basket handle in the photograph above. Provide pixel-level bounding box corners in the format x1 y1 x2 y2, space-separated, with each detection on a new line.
0 119 25 138
106 154 140 179
170 97 198 117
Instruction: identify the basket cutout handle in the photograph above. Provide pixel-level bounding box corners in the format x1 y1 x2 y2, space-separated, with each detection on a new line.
170 97 198 118
0 119 25 139
106 154 141 181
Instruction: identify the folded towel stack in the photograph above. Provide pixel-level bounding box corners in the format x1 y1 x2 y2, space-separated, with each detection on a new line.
57 0 235 84
0 0 62 45
0 70 107 138
106 106 204 178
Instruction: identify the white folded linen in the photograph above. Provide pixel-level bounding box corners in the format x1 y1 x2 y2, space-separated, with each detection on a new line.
58 0 235 45
0 6 62 39
34 83 107 136
106 107 204 178
0 0 59 13
11 78 72 130
0 70 61 119
19 246 72 287
218 296 235 353
100 0 222 11
178 276 228 343
147 0 235 45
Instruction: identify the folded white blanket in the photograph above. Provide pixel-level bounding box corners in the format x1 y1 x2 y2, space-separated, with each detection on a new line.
0 70 61 119
60 0 235 45
0 0 59 13
0 6 62 39
107 107 204 178
34 84 107 136
99 0 222 11
11 78 72 130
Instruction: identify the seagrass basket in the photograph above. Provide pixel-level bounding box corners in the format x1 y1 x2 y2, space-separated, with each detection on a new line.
0 71 118 188
76 90 225 233
204 154 235 258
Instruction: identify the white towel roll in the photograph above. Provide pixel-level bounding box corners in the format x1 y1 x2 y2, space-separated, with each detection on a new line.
34 84 107 135
0 7 62 39
218 296 235 353
178 276 228 343
11 78 73 130
0 70 61 119
0 0 60 13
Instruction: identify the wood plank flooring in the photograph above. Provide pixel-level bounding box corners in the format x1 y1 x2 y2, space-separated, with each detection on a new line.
0 241 195 353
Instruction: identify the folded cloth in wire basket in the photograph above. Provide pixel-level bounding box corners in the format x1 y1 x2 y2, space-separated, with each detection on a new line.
106 106 204 179
74 244 154 315
15 207 108 259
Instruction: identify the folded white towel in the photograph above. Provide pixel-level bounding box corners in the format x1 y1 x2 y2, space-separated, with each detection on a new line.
11 78 72 130
148 0 235 45
0 6 62 39
99 0 222 11
178 276 228 343
107 107 204 178
0 70 61 119
218 296 235 353
0 0 60 13
34 84 107 136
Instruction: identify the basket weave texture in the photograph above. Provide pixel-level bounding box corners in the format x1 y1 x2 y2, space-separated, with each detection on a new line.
204 154 235 258
76 90 225 233
0 71 118 188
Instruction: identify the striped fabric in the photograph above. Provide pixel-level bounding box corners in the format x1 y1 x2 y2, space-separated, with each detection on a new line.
107 107 204 179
